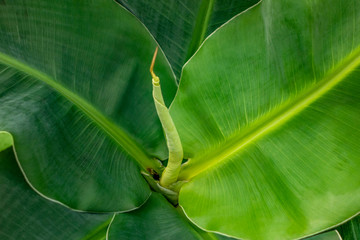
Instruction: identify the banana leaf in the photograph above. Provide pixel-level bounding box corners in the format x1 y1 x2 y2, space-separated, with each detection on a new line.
0 0 176 212
171 0 360 239
0 146 112 240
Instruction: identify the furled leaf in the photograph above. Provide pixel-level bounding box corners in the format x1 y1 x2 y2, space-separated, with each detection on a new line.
0 0 176 212
116 0 260 78
170 0 360 239
107 192 234 240
0 148 112 240
337 215 360 240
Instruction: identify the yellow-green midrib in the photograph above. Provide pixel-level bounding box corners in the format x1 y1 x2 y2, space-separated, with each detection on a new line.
179 47 360 180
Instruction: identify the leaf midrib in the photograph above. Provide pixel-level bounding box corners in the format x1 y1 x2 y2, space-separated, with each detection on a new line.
0 52 158 171
179 47 360 180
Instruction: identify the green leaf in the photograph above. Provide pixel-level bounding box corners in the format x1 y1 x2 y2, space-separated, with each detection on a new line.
107 193 201 240
337 215 360 240
0 147 112 240
305 231 341 240
0 0 176 212
170 0 360 239
107 192 234 240
116 0 259 78
0 131 12 152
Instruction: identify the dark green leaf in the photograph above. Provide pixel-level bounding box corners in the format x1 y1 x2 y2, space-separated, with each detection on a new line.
116 0 259 78
0 0 176 212
107 193 202 240
0 147 112 240
304 231 341 240
337 215 360 240
107 192 235 240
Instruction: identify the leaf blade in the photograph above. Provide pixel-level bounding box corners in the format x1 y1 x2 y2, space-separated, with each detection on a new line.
0 148 112 240
107 192 235 240
0 52 154 168
0 0 176 212
171 0 360 239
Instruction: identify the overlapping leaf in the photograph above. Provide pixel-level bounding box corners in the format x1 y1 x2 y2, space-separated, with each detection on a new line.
306 231 341 240
337 215 360 240
0 0 176 212
0 146 112 240
170 0 360 239
116 0 259 78
108 192 237 240
107 193 203 240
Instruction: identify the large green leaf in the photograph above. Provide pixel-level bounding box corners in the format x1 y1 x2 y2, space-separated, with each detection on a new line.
170 0 360 239
116 0 259 78
0 147 112 240
0 0 176 212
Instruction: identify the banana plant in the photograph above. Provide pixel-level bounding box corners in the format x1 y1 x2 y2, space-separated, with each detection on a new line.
0 0 359 239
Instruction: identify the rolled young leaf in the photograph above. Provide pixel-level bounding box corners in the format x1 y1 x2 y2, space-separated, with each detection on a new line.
150 48 183 187
171 0 360 239
0 0 176 212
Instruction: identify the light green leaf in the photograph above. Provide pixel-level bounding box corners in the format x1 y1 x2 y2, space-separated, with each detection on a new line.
116 0 259 78
0 131 12 152
0 148 112 240
337 215 360 240
170 0 360 239
0 0 176 212
107 192 235 240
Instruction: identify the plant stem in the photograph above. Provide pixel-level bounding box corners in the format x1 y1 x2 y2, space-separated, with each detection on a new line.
150 47 183 187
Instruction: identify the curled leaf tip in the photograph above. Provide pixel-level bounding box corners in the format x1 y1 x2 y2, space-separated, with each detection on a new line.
150 46 158 79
